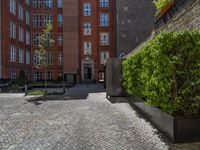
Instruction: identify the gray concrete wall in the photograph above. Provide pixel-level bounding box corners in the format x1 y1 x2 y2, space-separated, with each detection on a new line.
116 0 155 57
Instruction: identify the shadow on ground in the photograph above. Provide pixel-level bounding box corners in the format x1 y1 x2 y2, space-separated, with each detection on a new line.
27 84 105 105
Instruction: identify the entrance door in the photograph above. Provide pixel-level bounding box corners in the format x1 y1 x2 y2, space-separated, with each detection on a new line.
84 64 92 80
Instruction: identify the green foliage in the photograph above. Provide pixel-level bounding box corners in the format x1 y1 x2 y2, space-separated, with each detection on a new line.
12 76 26 86
27 90 44 96
153 0 171 16
122 30 200 116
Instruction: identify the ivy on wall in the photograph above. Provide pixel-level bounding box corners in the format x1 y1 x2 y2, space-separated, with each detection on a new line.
122 30 200 116
153 0 171 16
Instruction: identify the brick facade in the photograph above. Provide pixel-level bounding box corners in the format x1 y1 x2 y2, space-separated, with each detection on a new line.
0 0 116 83
1 0 32 81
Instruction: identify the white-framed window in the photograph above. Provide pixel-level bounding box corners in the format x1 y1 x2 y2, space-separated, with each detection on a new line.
84 42 92 55
45 71 52 80
45 33 53 46
57 14 63 27
33 14 42 27
10 69 17 80
100 32 109 45
33 33 41 46
19 26 24 42
46 51 53 64
100 0 109 7
34 52 40 65
18 4 24 20
33 0 42 8
44 0 53 8
10 45 16 62
83 3 91 16
9 20 16 39
26 31 30 45
25 0 30 5
33 71 42 81
44 14 53 27
100 51 109 64
26 11 30 25
100 13 109 27
83 22 92 35
57 0 63 8
58 33 63 46
58 51 63 65
10 0 16 15
26 50 31 64
19 48 24 64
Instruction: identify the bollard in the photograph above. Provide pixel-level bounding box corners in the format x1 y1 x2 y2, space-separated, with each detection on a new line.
25 85 28 96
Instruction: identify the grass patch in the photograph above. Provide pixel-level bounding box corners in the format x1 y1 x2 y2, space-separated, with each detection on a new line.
27 90 44 96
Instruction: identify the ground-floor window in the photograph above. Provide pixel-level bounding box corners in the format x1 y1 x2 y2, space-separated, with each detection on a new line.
45 71 52 81
33 71 42 81
10 69 17 80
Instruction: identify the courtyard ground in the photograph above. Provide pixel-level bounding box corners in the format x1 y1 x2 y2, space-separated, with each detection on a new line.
0 84 200 150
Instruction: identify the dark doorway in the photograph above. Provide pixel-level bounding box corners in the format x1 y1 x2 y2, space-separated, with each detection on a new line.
84 64 92 80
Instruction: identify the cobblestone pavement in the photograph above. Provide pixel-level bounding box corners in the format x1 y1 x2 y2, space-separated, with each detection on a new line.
0 84 200 150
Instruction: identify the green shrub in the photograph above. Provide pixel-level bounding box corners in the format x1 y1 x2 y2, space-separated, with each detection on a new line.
122 30 200 116
27 90 44 96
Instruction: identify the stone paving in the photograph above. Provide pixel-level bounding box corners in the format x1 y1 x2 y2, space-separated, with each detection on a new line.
0 84 200 150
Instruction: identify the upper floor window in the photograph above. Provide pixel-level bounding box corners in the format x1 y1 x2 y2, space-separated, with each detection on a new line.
19 26 24 42
100 0 109 8
18 4 24 20
9 20 16 39
26 11 30 25
19 48 24 64
33 0 42 8
10 0 16 15
100 51 109 64
100 13 109 27
26 31 31 45
58 51 63 65
57 14 63 27
83 3 91 16
100 32 109 45
33 14 42 27
44 0 53 8
84 42 92 55
57 0 63 8
10 45 16 62
83 22 92 35
26 50 31 64
44 14 53 27
58 33 63 46
33 33 41 46
25 0 30 5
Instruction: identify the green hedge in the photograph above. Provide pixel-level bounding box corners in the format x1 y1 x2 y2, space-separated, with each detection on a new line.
122 31 200 115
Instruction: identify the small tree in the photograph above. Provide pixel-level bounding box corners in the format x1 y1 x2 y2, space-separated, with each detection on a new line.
34 22 54 94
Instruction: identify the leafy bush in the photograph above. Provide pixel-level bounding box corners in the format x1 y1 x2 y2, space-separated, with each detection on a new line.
122 30 200 116
153 0 171 16
27 90 44 96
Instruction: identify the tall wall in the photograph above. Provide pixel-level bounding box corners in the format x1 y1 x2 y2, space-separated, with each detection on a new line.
155 0 200 33
63 0 79 79
116 0 155 57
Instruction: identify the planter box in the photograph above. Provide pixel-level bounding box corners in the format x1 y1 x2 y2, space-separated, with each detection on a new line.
128 97 200 143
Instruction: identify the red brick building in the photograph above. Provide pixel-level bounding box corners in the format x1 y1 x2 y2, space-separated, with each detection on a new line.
63 0 116 83
0 0 32 81
0 0 116 83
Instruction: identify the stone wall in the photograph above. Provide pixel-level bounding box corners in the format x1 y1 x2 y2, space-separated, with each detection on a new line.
155 0 200 33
